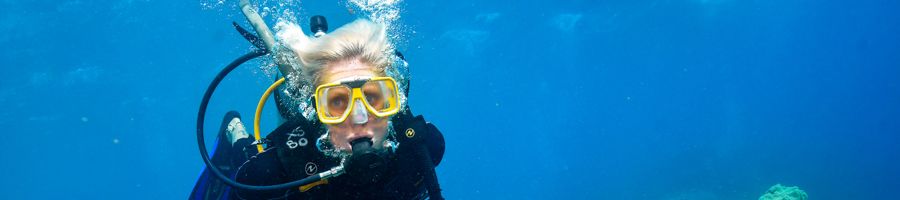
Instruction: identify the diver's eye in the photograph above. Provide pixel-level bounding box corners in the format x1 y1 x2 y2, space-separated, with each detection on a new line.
365 94 381 103
330 99 348 109
322 86 351 115
364 92 384 107
327 98 349 117
362 84 385 107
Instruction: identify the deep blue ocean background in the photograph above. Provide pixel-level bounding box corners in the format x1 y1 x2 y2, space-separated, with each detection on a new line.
2 0 899 199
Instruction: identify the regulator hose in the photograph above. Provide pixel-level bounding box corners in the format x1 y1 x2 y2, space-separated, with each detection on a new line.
196 49 327 191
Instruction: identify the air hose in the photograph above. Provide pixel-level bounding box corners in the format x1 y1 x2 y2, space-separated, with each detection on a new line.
196 49 340 191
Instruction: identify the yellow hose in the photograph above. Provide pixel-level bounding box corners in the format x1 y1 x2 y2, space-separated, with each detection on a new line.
254 77 286 153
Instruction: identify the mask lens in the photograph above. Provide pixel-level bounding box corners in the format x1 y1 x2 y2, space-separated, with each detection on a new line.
362 79 398 114
318 86 351 119
316 77 399 124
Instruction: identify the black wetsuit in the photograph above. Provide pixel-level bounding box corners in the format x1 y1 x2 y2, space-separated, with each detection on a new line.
232 109 445 200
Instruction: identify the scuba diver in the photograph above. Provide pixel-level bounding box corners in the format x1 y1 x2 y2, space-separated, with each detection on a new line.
190 1 445 199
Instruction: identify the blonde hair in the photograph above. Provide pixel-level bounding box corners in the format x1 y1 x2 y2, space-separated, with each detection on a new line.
292 19 394 85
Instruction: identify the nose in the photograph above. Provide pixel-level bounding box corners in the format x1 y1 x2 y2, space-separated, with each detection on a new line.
350 99 369 124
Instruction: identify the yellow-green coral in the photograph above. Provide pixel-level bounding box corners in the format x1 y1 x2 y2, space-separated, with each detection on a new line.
759 184 808 200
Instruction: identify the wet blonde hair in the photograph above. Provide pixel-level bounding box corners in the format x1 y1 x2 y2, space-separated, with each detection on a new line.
292 19 394 85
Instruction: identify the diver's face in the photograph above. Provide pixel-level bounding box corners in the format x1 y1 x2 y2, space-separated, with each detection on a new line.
319 59 389 152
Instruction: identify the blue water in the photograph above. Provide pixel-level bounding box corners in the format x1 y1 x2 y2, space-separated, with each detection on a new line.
2 0 899 199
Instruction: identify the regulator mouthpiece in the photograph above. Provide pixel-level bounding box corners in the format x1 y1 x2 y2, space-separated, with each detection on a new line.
346 138 387 186
350 138 374 154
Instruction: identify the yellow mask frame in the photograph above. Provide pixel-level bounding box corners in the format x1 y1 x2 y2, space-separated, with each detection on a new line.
313 76 401 125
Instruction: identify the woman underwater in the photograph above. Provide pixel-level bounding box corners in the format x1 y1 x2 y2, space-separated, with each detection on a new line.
191 1 445 199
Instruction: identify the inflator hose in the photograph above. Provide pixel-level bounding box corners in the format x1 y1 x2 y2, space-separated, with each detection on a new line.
196 49 324 191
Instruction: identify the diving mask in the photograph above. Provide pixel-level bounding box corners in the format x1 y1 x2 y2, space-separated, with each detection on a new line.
314 76 401 124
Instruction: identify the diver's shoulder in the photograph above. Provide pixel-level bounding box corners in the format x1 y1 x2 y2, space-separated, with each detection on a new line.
233 149 294 199
236 149 287 183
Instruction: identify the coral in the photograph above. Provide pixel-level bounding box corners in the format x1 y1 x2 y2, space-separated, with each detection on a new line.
759 184 808 200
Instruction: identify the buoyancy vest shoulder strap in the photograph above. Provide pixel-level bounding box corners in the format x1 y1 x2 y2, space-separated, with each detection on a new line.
265 119 339 181
392 109 446 167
